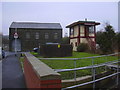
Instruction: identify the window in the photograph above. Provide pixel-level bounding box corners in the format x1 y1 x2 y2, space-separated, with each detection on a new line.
45 33 49 39
26 32 30 39
54 33 58 39
71 42 73 47
75 42 77 47
35 32 39 39
89 26 94 33
80 26 85 34
70 28 74 35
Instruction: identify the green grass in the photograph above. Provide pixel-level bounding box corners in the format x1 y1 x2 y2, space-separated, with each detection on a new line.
19 53 25 70
40 52 117 69
32 52 118 80
30 52 39 56
20 57 24 70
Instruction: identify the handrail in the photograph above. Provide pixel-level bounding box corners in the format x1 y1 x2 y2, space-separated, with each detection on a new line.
55 60 120 72
62 72 120 90
38 52 120 89
39 52 120 61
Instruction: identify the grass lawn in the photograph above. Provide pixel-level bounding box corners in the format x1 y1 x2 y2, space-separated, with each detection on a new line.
31 52 118 80
20 57 24 70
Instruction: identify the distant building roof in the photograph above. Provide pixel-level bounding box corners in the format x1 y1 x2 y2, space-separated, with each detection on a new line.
10 22 62 29
66 20 100 28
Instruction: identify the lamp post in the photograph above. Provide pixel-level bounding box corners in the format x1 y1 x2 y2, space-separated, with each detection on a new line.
14 28 18 55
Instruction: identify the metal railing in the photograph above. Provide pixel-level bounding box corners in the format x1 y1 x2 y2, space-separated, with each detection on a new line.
62 72 119 90
39 52 120 60
55 60 120 72
39 52 120 89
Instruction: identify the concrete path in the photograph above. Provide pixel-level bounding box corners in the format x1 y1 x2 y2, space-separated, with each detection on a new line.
2 53 26 88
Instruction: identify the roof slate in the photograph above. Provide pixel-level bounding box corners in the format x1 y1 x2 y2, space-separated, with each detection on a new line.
10 22 62 29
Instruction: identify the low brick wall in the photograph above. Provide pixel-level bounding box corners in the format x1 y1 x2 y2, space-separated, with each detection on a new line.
23 53 61 89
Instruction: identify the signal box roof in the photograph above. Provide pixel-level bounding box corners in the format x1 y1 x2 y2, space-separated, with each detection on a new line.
66 20 100 28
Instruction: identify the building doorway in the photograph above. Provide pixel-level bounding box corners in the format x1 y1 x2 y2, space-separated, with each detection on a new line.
12 39 21 52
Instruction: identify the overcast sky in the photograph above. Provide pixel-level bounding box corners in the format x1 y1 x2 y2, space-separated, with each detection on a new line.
2 2 118 36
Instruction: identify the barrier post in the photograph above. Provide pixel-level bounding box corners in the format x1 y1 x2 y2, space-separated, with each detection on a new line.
74 59 77 81
92 57 95 90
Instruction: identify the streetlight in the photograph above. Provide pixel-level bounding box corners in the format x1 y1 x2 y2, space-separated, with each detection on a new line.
14 28 18 55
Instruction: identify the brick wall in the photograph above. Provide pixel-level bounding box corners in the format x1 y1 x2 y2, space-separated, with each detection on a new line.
23 53 61 89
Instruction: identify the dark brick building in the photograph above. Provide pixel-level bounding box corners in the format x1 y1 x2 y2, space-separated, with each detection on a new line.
9 22 62 51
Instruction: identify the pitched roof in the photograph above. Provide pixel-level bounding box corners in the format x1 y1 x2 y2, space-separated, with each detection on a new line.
66 20 100 28
10 22 62 29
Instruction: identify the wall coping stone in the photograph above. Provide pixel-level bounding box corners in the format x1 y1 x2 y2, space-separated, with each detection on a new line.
24 52 61 80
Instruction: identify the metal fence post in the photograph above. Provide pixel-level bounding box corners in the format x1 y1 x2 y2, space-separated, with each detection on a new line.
105 56 108 72
74 59 76 81
92 57 95 90
116 56 119 87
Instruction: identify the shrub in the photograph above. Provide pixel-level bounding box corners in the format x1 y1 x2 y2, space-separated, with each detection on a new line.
77 43 89 52
61 37 69 44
